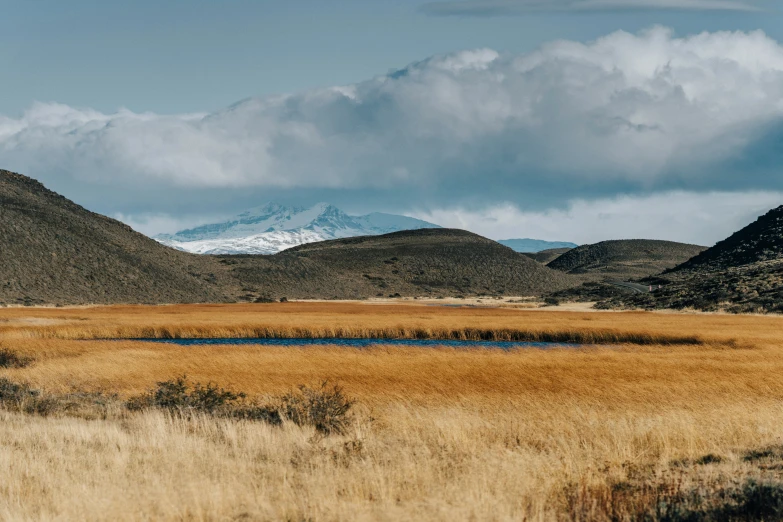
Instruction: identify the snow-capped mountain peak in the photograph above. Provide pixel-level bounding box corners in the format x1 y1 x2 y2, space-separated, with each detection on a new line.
155 203 440 255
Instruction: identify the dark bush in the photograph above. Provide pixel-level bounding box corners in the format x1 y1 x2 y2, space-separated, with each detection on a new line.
279 381 354 435
3 375 355 435
0 347 34 368
126 377 361 431
743 445 783 462
229 404 281 425
0 378 39 403
723 480 783 520
0 378 57 416
695 454 723 465
127 376 245 414
566 476 783 522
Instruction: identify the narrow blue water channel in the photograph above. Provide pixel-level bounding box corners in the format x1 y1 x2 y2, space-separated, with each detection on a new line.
136 338 576 349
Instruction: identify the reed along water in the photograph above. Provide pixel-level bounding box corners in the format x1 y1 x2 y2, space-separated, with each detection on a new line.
138 338 578 349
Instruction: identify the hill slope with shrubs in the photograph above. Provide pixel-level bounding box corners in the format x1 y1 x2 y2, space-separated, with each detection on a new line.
670 206 783 273
547 239 707 281
223 229 579 300
0 169 230 306
521 248 573 265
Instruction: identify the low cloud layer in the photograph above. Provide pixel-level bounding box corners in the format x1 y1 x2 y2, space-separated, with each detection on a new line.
421 0 761 16
414 191 783 245
2 27 783 243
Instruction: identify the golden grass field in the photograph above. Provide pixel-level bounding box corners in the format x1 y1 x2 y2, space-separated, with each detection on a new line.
1 303 783 520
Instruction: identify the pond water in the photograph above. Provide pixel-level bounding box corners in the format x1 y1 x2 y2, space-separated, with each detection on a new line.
137 338 576 349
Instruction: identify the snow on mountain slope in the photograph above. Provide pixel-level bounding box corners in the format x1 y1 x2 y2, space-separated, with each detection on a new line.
353 213 442 235
155 204 441 254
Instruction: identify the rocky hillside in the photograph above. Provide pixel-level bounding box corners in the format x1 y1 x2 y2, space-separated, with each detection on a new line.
594 260 783 313
0 170 229 305
547 240 707 281
670 206 783 273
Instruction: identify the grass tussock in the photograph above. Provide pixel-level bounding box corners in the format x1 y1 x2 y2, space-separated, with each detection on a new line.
0 396 782 520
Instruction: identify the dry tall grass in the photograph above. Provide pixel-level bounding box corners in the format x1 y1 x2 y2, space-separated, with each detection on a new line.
1 304 783 520
3 399 783 521
4 302 779 344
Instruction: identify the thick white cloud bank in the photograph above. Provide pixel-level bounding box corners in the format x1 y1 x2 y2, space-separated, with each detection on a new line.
2 27 783 243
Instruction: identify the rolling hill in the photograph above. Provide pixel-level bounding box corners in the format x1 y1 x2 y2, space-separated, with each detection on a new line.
0 169 230 305
522 248 573 265
547 239 707 281
220 229 579 301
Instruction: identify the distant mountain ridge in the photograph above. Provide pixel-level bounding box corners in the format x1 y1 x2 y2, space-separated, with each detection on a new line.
156 203 441 254
498 239 578 253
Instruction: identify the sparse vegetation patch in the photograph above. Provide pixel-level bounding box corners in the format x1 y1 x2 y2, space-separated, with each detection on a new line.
0 346 34 368
125 377 353 433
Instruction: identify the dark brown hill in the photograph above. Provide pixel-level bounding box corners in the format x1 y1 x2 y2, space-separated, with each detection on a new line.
547 240 706 281
0 170 229 305
670 206 783 273
522 248 572 265
221 229 579 301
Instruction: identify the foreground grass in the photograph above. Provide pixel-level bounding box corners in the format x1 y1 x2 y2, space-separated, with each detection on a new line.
2 396 783 520
1 304 783 519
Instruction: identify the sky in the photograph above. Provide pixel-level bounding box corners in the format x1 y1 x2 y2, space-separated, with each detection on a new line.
2 0 783 245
